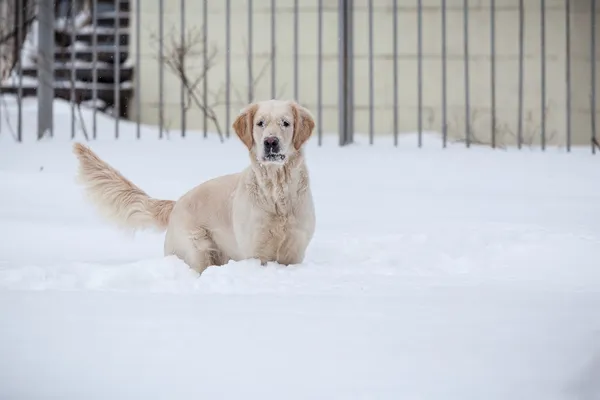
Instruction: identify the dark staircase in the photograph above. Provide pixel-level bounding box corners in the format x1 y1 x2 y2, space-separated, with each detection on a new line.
2 0 133 118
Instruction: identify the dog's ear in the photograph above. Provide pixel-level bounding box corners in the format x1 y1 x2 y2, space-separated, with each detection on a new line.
233 103 258 150
291 102 315 150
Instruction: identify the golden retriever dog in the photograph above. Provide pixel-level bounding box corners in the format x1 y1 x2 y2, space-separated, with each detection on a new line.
73 99 316 274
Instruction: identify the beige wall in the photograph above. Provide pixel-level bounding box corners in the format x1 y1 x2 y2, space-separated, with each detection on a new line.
129 0 599 146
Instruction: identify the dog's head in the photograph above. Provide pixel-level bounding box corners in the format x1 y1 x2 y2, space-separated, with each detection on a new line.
233 99 315 166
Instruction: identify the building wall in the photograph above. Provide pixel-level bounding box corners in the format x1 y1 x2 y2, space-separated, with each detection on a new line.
129 0 599 146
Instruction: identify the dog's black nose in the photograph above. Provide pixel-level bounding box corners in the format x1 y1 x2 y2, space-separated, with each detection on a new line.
263 136 280 153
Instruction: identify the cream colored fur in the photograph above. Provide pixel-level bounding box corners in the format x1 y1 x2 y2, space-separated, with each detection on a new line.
73 99 316 275
73 143 174 231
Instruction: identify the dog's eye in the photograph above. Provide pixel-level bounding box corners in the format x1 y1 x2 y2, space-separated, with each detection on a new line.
256 120 265 128
282 120 290 128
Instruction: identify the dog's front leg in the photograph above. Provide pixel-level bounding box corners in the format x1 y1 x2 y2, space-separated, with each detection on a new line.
252 232 282 266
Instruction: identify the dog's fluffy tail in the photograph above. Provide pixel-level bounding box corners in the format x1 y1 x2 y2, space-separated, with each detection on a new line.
73 143 175 232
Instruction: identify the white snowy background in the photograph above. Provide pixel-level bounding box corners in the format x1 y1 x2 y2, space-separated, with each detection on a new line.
0 95 599 399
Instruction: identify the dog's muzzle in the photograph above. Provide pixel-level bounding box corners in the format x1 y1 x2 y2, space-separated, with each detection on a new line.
263 136 285 162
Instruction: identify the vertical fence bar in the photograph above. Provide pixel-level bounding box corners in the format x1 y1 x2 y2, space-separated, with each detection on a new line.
180 0 186 137
158 0 164 139
247 0 253 103
441 0 447 147
490 0 496 148
0 0 3 138
591 0 597 153
225 0 231 138
135 0 140 139
565 0 571 151
392 0 398 146
368 0 374 144
463 0 470 147
271 0 276 99
37 0 54 139
294 0 299 100
92 0 98 139
0 1 3 137
70 0 76 139
540 0 546 150
517 0 524 148
317 0 323 145
16 0 24 142
338 0 344 146
417 0 423 147
348 0 354 143
337 0 353 146
114 0 120 139
203 0 208 138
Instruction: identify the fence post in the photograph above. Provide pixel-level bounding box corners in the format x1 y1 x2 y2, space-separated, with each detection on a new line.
37 0 54 139
337 0 353 146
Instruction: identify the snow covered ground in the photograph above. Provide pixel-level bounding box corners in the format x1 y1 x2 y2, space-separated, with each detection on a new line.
1 97 600 399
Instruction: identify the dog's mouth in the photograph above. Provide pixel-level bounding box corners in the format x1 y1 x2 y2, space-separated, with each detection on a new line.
262 153 286 163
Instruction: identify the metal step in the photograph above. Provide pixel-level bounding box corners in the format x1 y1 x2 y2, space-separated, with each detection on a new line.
20 64 134 84
0 82 133 101
95 11 129 28
96 0 130 13
54 29 130 48
77 29 129 46
54 46 129 65
0 82 133 118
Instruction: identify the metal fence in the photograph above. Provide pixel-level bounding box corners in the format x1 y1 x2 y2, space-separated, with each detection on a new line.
0 0 598 152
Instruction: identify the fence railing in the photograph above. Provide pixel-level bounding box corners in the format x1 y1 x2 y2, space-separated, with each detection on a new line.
0 0 598 153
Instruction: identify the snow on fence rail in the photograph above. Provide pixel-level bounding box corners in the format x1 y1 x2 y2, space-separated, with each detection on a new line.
0 0 598 153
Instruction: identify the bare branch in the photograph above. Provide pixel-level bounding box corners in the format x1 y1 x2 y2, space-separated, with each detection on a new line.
75 92 90 142
149 25 282 142
0 15 36 45
0 95 17 140
149 26 224 141
0 0 36 81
